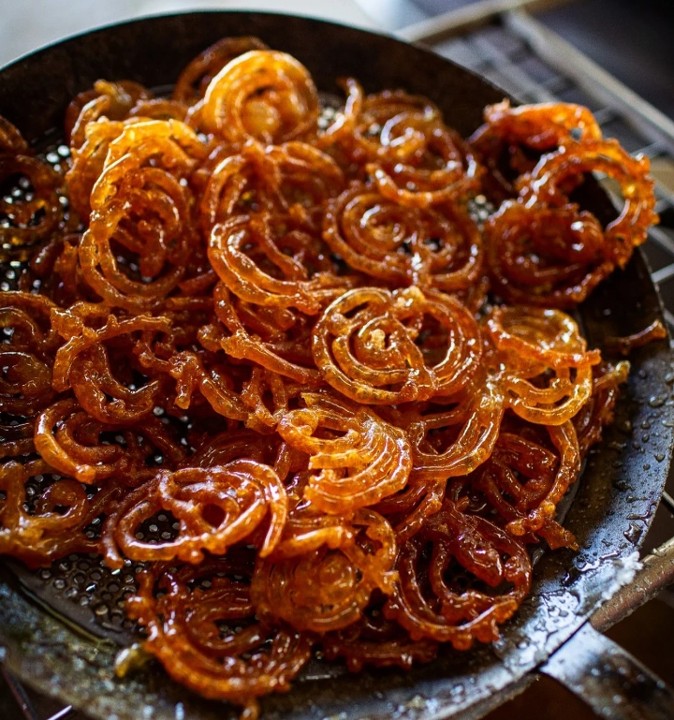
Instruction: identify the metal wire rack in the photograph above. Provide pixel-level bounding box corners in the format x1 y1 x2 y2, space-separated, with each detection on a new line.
3 1 674 717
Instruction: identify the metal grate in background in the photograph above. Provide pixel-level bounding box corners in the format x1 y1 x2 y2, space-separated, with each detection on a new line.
4 2 674 718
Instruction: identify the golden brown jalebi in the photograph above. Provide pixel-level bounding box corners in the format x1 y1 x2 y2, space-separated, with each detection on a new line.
65 80 157 218
322 181 483 292
208 211 348 314
325 80 480 207
518 139 656 266
102 458 287 567
312 285 483 404
0 291 60 416
125 554 312 719
483 200 615 308
78 120 207 310
277 391 412 513
484 305 602 425
0 36 662 720
468 99 602 201
0 458 119 567
34 396 186 485
402 378 505 484
252 507 397 632
174 36 270 104
198 49 320 144
385 497 532 650
213 283 322 386
201 139 345 231
472 102 657 306
460 414 582 548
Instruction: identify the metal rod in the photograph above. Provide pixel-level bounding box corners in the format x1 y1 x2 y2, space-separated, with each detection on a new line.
591 535 674 632
397 0 572 44
652 264 674 286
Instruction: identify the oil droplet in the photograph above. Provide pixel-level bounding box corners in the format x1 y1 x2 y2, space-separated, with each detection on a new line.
648 395 667 408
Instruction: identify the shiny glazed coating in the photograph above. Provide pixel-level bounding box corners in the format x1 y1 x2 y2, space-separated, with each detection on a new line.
0 38 660 720
470 100 657 307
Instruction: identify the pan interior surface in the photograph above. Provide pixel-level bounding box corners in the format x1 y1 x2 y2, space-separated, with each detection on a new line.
0 11 672 720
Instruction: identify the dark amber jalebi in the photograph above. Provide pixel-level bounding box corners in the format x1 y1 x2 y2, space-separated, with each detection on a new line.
0 38 660 720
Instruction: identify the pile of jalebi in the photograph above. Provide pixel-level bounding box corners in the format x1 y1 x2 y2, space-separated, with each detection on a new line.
0 36 661 719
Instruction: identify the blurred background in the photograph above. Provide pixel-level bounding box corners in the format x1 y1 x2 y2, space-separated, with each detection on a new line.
1 2 673 719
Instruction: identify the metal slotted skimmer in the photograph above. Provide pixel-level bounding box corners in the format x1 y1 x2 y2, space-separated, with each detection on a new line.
0 11 674 720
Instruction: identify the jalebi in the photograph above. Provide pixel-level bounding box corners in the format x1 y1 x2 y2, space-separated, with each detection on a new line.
0 37 661 720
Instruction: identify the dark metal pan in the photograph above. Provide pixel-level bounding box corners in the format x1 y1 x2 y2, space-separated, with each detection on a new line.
0 11 673 720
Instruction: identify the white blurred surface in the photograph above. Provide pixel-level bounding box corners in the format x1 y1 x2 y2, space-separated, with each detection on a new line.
0 0 379 67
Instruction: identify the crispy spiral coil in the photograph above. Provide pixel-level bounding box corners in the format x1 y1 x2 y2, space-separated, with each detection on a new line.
0 291 59 416
174 36 269 104
200 139 344 231
485 305 601 425
208 212 347 314
324 80 480 206
51 308 172 424
78 120 206 309
385 498 532 650
484 200 614 308
277 391 412 513
323 182 483 291
517 139 657 268
200 50 319 144
469 99 602 200
312 285 482 404
102 459 287 567
214 283 322 385
34 397 186 485
127 556 312 717
252 508 397 632
0 459 118 567
0 151 64 255
460 414 582 549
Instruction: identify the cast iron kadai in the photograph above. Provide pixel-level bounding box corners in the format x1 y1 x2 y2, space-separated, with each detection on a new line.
0 12 673 720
